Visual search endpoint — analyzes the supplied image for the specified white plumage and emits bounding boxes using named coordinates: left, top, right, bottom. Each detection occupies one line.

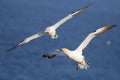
left=43, top=24, right=116, bottom=70
left=7, top=5, right=89, bottom=51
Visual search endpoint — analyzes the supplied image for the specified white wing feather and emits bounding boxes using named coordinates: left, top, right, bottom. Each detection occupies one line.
left=52, top=4, right=90, bottom=30
left=7, top=32, right=46, bottom=51
left=75, top=24, right=116, bottom=53
left=25, top=32, right=46, bottom=42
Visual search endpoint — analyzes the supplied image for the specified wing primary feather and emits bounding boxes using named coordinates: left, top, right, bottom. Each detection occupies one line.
left=76, top=24, right=116, bottom=52
left=71, top=4, right=91, bottom=16
left=93, top=24, right=116, bottom=35
left=52, top=4, right=90, bottom=30
left=7, top=31, right=46, bottom=52
left=7, top=40, right=27, bottom=52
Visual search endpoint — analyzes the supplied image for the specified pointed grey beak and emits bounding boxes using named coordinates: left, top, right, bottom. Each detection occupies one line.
left=54, top=49, right=61, bottom=52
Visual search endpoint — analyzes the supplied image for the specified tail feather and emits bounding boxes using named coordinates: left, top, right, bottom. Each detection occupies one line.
left=76, top=58, right=89, bottom=70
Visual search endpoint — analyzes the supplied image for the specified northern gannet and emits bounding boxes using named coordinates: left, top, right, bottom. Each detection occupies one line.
left=7, top=5, right=90, bottom=51
left=43, top=24, right=116, bottom=70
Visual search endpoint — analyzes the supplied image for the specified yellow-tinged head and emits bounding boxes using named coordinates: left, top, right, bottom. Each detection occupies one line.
left=60, top=48, right=71, bottom=55
left=54, top=48, right=71, bottom=55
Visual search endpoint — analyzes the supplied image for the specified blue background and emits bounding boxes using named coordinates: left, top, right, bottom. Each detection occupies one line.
left=0, top=0, right=120, bottom=80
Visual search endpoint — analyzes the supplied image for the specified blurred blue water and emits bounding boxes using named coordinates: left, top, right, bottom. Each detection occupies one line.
left=0, top=0, right=120, bottom=80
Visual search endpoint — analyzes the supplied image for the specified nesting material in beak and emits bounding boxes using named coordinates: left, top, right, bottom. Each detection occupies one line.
left=42, top=54, right=57, bottom=59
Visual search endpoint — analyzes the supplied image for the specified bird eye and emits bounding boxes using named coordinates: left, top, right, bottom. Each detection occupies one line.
left=60, top=49, right=62, bottom=51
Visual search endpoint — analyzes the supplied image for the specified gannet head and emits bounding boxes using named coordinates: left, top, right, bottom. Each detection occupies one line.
left=55, top=48, right=70, bottom=55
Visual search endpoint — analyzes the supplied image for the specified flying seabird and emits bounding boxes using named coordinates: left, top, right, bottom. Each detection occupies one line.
left=43, top=24, right=116, bottom=70
left=7, top=4, right=90, bottom=51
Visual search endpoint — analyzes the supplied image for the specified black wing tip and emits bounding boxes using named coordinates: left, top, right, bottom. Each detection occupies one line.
left=7, top=48, right=15, bottom=52
left=84, top=3, right=92, bottom=8
left=92, top=24, right=116, bottom=33
left=71, top=3, right=91, bottom=15
left=6, top=41, right=25, bottom=52
left=6, top=48, right=13, bottom=52
left=6, top=45, right=19, bottom=52
left=105, top=24, right=116, bottom=30
left=109, top=24, right=116, bottom=28
left=80, top=3, right=92, bottom=11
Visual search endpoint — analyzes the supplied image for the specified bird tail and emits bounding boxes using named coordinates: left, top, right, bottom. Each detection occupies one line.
left=76, top=58, right=89, bottom=70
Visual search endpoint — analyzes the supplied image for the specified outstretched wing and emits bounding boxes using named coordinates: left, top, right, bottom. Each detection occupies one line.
left=75, top=24, right=116, bottom=53
left=7, top=31, right=46, bottom=51
left=52, top=4, right=90, bottom=30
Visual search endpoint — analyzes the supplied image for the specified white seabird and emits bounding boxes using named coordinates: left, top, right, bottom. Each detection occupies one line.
left=43, top=24, right=116, bottom=70
left=7, top=5, right=90, bottom=51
